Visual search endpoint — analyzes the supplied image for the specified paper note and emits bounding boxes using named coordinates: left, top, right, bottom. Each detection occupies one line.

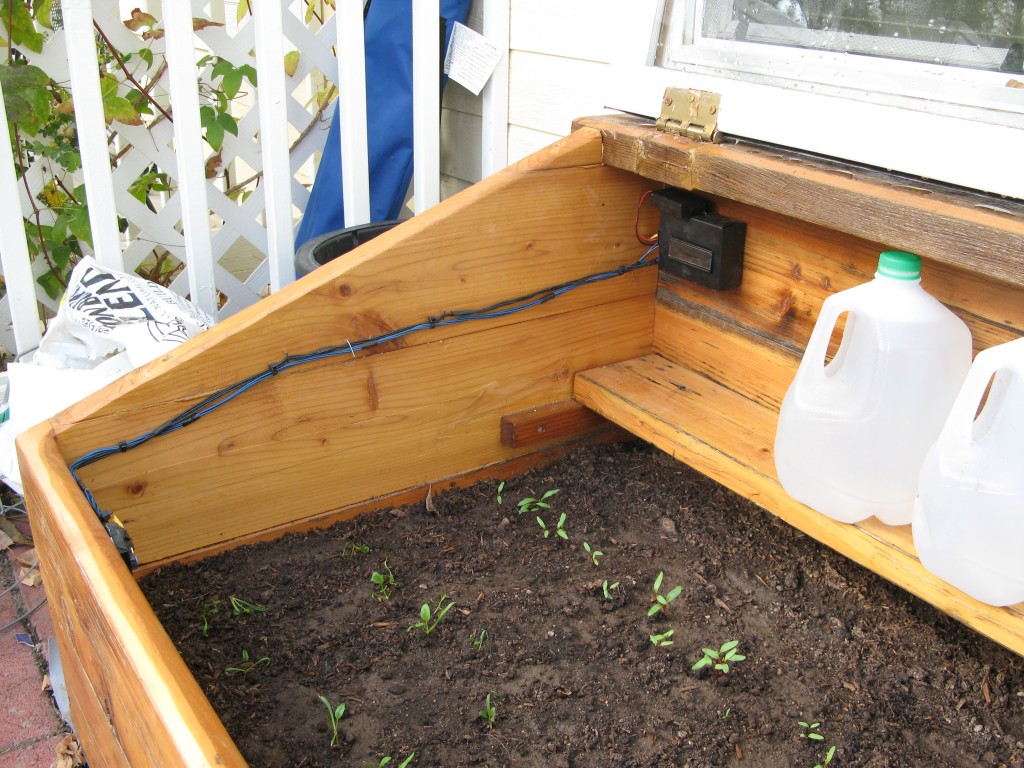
left=444, top=22, right=502, bottom=96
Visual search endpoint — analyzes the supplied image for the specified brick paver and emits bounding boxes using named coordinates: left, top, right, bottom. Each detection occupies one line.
left=1, top=542, right=62, bottom=768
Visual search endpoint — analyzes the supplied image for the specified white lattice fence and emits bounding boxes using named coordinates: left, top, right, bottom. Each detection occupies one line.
left=0, top=0, right=511, bottom=356
left=0, top=0, right=346, bottom=349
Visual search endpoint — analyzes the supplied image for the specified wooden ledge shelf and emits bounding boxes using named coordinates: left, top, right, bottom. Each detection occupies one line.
left=574, top=115, right=1024, bottom=290
left=574, top=353, right=1024, bottom=654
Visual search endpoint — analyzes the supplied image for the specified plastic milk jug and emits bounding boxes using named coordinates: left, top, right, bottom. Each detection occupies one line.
left=774, top=251, right=972, bottom=525
left=913, top=337, right=1024, bottom=606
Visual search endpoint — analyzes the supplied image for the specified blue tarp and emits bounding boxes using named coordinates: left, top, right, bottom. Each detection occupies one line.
left=295, top=1, right=472, bottom=251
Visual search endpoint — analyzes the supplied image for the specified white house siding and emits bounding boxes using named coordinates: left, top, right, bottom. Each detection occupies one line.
left=440, top=0, right=612, bottom=195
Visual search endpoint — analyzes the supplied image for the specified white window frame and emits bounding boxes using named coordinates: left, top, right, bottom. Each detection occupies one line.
left=606, top=0, right=1024, bottom=199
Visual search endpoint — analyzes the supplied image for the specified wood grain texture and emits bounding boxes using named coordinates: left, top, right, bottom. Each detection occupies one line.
left=132, top=432, right=633, bottom=578
left=654, top=195, right=1024, bottom=360
left=573, top=114, right=1024, bottom=288
left=18, top=424, right=246, bottom=767
left=53, top=128, right=620, bottom=457
left=574, top=354, right=1024, bottom=655
left=74, top=298, right=653, bottom=563
left=42, top=127, right=658, bottom=565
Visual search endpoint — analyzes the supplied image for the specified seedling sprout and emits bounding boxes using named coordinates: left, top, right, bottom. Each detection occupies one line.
left=224, top=649, right=270, bottom=677
left=408, top=594, right=456, bottom=635
left=537, top=511, right=569, bottom=540
left=371, top=561, right=400, bottom=601
left=649, top=629, right=675, bottom=647
left=517, top=488, right=559, bottom=516
left=692, top=639, right=747, bottom=674
left=583, top=541, right=604, bottom=565
left=479, top=692, right=498, bottom=729
left=648, top=571, right=683, bottom=616
left=318, top=694, right=347, bottom=747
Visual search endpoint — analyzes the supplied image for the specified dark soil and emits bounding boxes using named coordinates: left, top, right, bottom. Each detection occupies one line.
left=141, top=442, right=1024, bottom=768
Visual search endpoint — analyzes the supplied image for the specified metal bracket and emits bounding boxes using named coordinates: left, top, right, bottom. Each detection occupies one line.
left=656, top=88, right=721, bottom=143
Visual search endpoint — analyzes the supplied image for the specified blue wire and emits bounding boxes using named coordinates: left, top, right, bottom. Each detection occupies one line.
left=70, top=244, right=660, bottom=521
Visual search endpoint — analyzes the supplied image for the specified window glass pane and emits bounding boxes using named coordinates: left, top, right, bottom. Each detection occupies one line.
left=700, top=0, right=1024, bottom=71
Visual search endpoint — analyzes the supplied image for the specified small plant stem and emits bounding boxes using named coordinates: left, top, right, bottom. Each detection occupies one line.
left=12, top=126, right=63, bottom=284
left=93, top=21, right=173, bottom=122
left=6, top=3, right=13, bottom=60
left=53, top=176, right=79, bottom=204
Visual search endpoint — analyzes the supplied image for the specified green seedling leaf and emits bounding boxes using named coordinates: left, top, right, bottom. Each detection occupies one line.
left=228, top=596, right=267, bottom=615
left=602, top=580, right=620, bottom=600
left=318, top=695, right=346, bottom=747
left=649, top=629, right=674, bottom=647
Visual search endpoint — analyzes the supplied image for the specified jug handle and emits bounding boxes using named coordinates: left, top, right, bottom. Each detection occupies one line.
left=798, top=293, right=856, bottom=384
left=944, top=344, right=1024, bottom=447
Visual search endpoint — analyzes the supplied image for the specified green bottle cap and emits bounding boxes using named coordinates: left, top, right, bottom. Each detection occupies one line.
left=876, top=250, right=922, bottom=280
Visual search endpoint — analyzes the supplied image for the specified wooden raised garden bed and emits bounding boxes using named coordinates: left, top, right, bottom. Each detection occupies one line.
left=19, top=116, right=1024, bottom=766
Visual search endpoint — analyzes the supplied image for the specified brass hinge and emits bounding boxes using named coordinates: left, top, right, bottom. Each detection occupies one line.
left=656, top=88, right=721, bottom=143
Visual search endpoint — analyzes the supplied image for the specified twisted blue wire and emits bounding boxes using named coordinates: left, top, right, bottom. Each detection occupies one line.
left=70, top=245, right=659, bottom=521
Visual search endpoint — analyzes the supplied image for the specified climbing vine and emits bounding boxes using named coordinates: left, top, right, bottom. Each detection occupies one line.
left=1, top=0, right=332, bottom=303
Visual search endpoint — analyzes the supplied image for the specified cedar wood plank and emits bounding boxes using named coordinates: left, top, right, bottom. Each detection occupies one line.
left=574, top=115, right=1024, bottom=289
left=20, top=423, right=246, bottom=767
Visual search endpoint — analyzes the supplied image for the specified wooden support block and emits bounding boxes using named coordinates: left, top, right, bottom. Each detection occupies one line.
left=500, top=399, right=612, bottom=449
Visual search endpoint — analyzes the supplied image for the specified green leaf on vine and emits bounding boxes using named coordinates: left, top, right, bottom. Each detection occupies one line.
left=103, top=95, right=143, bottom=126
left=238, top=64, right=257, bottom=87
left=68, top=205, right=92, bottom=246
left=33, top=0, right=55, bottom=30
left=2, top=1, right=45, bottom=52
left=221, top=68, right=243, bottom=99
left=205, top=120, right=225, bottom=152
left=99, top=74, right=119, bottom=101
left=51, top=212, right=69, bottom=243
left=199, top=104, right=216, bottom=129
left=0, top=62, right=48, bottom=90
left=37, top=270, right=63, bottom=300
left=284, top=50, right=299, bottom=78
left=0, top=64, right=51, bottom=133
left=217, top=111, right=238, bottom=137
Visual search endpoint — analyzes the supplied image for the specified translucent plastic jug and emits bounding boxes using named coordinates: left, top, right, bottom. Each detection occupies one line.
left=913, top=337, right=1024, bottom=606
left=774, top=251, right=972, bottom=525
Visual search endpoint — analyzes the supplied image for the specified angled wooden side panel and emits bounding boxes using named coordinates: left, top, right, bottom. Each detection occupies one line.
left=19, top=424, right=246, bottom=768
left=46, top=127, right=659, bottom=564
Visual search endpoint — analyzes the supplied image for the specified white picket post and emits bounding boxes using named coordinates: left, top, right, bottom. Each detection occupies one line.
left=481, top=0, right=510, bottom=177
left=0, top=79, right=43, bottom=354
left=253, top=0, right=296, bottom=290
left=412, top=0, right=440, bottom=213
left=162, top=1, right=219, bottom=316
left=337, top=0, right=371, bottom=227
left=61, top=0, right=124, bottom=271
